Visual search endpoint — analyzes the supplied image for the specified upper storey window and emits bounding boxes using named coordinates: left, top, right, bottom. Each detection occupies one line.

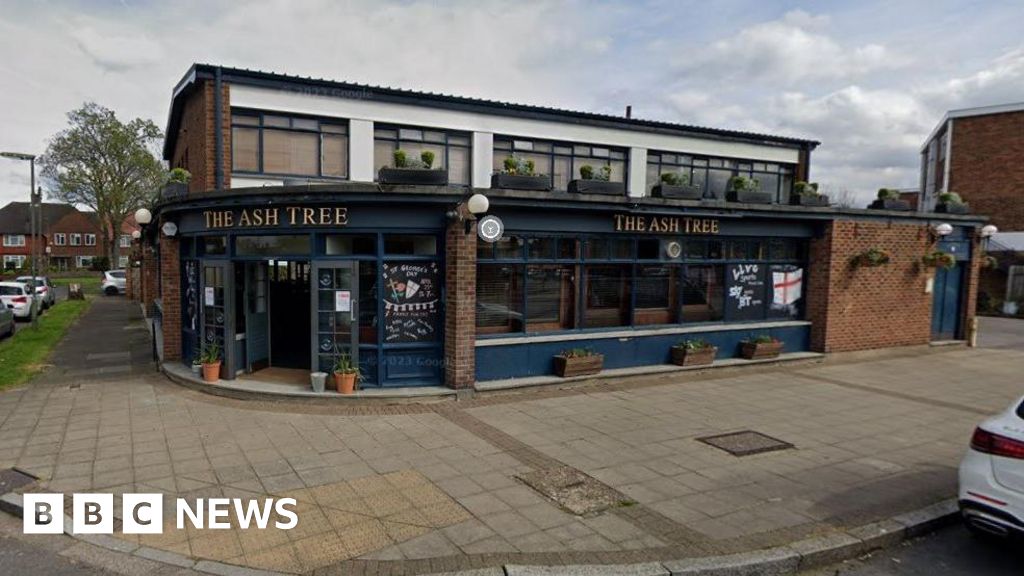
left=493, top=137, right=627, bottom=191
left=373, top=125, right=472, bottom=186
left=646, top=152, right=795, bottom=202
left=231, top=111, right=349, bottom=179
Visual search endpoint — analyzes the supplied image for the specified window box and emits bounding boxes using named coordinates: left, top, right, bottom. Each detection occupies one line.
left=739, top=340, right=783, bottom=360
left=670, top=345, right=717, bottom=366
left=491, top=173, right=552, bottom=191
left=726, top=190, right=773, bottom=204
left=789, top=194, right=830, bottom=207
left=935, top=202, right=969, bottom=214
left=568, top=179, right=625, bottom=196
left=553, top=353, right=603, bottom=377
left=378, top=167, right=448, bottom=186
left=868, top=198, right=911, bottom=211
left=651, top=184, right=703, bottom=200
left=161, top=182, right=188, bottom=201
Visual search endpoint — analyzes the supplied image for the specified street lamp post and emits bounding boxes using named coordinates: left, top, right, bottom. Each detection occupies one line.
left=1, top=151, right=38, bottom=328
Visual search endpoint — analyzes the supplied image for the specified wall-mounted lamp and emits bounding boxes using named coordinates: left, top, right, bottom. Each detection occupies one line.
left=134, top=208, right=152, bottom=226
left=980, top=224, right=998, bottom=238
left=446, top=193, right=491, bottom=234
left=931, top=222, right=954, bottom=238
left=131, top=230, right=141, bottom=240
left=161, top=221, right=178, bottom=237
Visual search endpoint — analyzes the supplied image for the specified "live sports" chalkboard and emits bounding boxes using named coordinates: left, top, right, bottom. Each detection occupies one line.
left=725, top=263, right=766, bottom=321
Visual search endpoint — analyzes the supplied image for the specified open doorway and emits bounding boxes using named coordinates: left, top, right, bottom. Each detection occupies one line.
left=268, top=260, right=311, bottom=370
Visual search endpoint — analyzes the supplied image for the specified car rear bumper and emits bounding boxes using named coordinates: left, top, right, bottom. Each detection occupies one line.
left=959, top=448, right=1024, bottom=538
left=9, top=305, right=32, bottom=318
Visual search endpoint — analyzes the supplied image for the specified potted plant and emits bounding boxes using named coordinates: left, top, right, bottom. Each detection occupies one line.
left=670, top=339, right=717, bottom=366
left=739, top=335, right=783, bottom=360
left=726, top=175, right=772, bottom=204
left=378, top=150, right=448, bottom=185
left=190, top=358, right=202, bottom=376
left=553, top=348, right=603, bottom=377
left=921, top=250, right=957, bottom=269
left=935, top=192, right=970, bottom=214
left=651, top=172, right=703, bottom=200
left=161, top=168, right=191, bottom=201
left=199, top=343, right=222, bottom=383
left=332, top=353, right=360, bottom=394
left=869, top=188, right=910, bottom=211
left=790, top=181, right=830, bottom=207
left=568, top=165, right=625, bottom=196
left=855, top=247, right=892, bottom=267
left=492, top=156, right=552, bottom=191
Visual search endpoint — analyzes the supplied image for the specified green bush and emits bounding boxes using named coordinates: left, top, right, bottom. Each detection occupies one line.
left=579, top=165, right=594, bottom=180
left=728, top=175, right=760, bottom=192
left=793, top=181, right=820, bottom=196
left=393, top=149, right=408, bottom=168
left=660, top=172, right=689, bottom=186
left=89, top=256, right=110, bottom=272
left=938, top=191, right=963, bottom=205
left=420, top=150, right=435, bottom=169
left=167, top=167, right=191, bottom=184
left=877, top=188, right=900, bottom=200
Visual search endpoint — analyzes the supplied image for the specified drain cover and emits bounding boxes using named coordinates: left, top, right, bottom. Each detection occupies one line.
left=698, top=430, right=793, bottom=456
left=0, top=468, right=37, bottom=495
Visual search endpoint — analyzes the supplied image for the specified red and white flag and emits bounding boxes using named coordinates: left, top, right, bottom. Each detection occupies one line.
left=772, top=268, right=803, bottom=305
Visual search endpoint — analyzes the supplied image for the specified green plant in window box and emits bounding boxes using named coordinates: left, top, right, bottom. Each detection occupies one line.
left=652, top=172, right=703, bottom=200
left=420, top=150, right=435, bottom=169
left=671, top=339, right=717, bottom=367
left=921, top=250, right=957, bottom=270
left=553, top=347, right=603, bottom=378
left=739, top=335, right=782, bottom=360
left=380, top=149, right=448, bottom=185
left=936, top=191, right=970, bottom=214
left=855, top=247, right=892, bottom=268
left=569, top=164, right=622, bottom=196
left=791, top=181, right=829, bottom=207
left=726, top=175, right=772, bottom=204
left=502, top=156, right=537, bottom=176
left=332, top=353, right=361, bottom=394
left=162, top=167, right=192, bottom=200
left=492, top=156, right=552, bottom=191
left=870, top=188, right=910, bottom=211
left=168, top=168, right=191, bottom=184
left=660, top=172, right=689, bottom=186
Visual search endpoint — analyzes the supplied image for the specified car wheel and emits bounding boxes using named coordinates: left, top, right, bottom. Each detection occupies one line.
left=104, top=286, right=118, bottom=296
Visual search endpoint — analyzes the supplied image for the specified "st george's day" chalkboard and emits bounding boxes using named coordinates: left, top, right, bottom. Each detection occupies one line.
left=382, top=262, right=440, bottom=343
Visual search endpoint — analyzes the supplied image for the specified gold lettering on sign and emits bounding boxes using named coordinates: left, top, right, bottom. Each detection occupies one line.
left=613, top=214, right=719, bottom=235
left=203, top=206, right=347, bottom=230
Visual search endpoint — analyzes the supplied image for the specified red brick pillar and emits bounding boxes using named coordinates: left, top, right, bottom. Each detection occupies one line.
left=963, top=232, right=982, bottom=344
left=805, top=221, right=835, bottom=353
left=160, top=233, right=181, bottom=361
left=140, top=243, right=158, bottom=317
left=444, top=210, right=477, bottom=389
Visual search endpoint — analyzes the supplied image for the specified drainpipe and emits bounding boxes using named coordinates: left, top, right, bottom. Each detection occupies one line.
left=214, top=66, right=224, bottom=190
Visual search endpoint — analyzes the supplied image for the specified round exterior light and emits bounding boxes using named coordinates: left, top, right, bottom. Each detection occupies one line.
left=466, top=193, right=489, bottom=215
left=981, top=224, right=998, bottom=238
left=161, top=221, right=178, bottom=237
left=131, top=230, right=141, bottom=240
left=932, top=223, right=954, bottom=237
left=134, top=207, right=152, bottom=226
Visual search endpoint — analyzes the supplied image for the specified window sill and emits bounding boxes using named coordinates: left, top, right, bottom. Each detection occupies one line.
left=475, top=319, right=810, bottom=347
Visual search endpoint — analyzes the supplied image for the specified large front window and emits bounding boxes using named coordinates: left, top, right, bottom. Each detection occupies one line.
left=231, top=111, right=349, bottom=179
left=493, top=137, right=627, bottom=191
left=646, top=152, right=795, bottom=202
left=3, top=234, right=25, bottom=247
left=373, top=125, right=471, bottom=185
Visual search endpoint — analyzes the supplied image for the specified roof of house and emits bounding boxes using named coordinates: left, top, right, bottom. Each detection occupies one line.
left=0, top=202, right=79, bottom=235
left=921, top=101, right=1024, bottom=151
left=164, top=63, right=820, bottom=160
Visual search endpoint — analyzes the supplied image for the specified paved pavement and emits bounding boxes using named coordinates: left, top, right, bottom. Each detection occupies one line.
left=800, top=524, right=1023, bottom=575
left=976, top=315, right=1024, bottom=349
left=0, top=298, right=1022, bottom=575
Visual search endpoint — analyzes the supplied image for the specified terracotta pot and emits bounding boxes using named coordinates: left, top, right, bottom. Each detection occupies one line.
left=553, top=354, right=603, bottom=378
left=201, top=361, right=221, bottom=383
left=334, top=372, right=357, bottom=394
left=670, top=346, right=717, bottom=366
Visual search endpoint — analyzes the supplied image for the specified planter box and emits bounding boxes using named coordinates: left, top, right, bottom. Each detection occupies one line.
left=553, top=354, right=604, bottom=378
left=935, top=202, right=969, bottom=214
left=378, top=167, right=448, bottom=186
left=670, top=346, right=717, bottom=367
left=652, top=184, right=703, bottom=200
left=869, top=198, right=911, bottom=211
left=739, top=341, right=783, bottom=360
left=726, top=190, right=774, bottom=204
left=790, top=194, right=830, bottom=207
left=568, top=180, right=625, bottom=196
left=491, top=173, right=552, bottom=191
left=161, top=182, right=188, bottom=201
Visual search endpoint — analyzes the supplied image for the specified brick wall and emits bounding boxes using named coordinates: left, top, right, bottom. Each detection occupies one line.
left=160, top=233, right=181, bottom=361
left=444, top=211, right=476, bottom=389
left=170, top=80, right=231, bottom=193
left=807, top=219, right=936, bottom=352
left=140, top=246, right=158, bottom=317
left=949, top=111, right=1024, bottom=231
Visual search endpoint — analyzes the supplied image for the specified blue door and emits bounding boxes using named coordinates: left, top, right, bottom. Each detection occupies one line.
left=931, top=265, right=963, bottom=340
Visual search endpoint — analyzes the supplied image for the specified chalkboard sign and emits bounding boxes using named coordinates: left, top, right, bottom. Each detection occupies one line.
left=726, top=263, right=766, bottom=321
left=383, top=262, right=440, bottom=343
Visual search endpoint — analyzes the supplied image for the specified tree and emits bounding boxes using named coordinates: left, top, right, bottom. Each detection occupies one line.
left=40, top=102, right=164, bottom=264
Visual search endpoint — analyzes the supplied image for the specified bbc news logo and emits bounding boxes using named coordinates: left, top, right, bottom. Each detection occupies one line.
left=23, top=494, right=298, bottom=534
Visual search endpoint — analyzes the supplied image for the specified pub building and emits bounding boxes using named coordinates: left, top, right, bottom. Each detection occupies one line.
left=135, top=64, right=987, bottom=393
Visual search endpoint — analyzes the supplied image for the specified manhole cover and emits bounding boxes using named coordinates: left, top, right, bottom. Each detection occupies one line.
left=697, top=430, right=793, bottom=456
left=517, top=466, right=627, bottom=516
left=0, top=468, right=37, bottom=495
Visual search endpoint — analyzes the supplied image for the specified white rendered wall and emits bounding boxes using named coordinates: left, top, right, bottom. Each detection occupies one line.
left=472, top=132, right=494, bottom=188
left=628, top=147, right=647, bottom=197
left=349, top=119, right=375, bottom=183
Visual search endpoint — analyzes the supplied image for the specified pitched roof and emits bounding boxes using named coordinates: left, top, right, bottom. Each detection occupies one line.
left=0, top=202, right=79, bottom=235
left=164, top=63, right=820, bottom=160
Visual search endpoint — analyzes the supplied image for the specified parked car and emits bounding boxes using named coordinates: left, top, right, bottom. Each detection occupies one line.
left=0, top=282, right=39, bottom=320
left=958, top=394, right=1024, bottom=540
left=0, top=304, right=14, bottom=338
left=101, top=269, right=127, bottom=295
left=16, top=275, right=55, bottom=309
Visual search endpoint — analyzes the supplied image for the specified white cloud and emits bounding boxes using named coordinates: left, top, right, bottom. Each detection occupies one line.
left=69, top=22, right=165, bottom=72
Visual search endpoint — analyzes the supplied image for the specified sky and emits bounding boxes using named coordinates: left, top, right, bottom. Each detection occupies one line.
left=1, top=0, right=1023, bottom=206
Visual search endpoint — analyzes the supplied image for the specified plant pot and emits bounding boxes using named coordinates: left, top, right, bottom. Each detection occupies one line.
left=191, top=363, right=202, bottom=376
left=310, top=371, right=327, bottom=393
left=378, top=167, right=448, bottom=186
left=652, top=184, right=703, bottom=200
left=726, top=190, right=774, bottom=204
left=790, top=194, right=830, bottom=207
left=553, top=354, right=603, bottom=378
left=869, top=199, right=910, bottom=211
left=670, top=346, right=717, bottom=366
left=334, top=372, right=357, bottom=394
left=161, top=182, right=188, bottom=201
left=568, top=180, right=625, bottom=196
left=739, top=341, right=783, bottom=360
left=491, top=173, right=552, bottom=191
left=935, top=202, right=969, bottom=214
left=201, top=361, right=221, bottom=383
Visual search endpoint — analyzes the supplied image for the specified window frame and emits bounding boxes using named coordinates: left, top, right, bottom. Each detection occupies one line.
left=493, top=136, right=629, bottom=191
left=373, top=123, right=473, bottom=186
left=85, top=233, right=96, bottom=246
left=3, top=234, right=25, bottom=247
left=230, top=109, right=350, bottom=180
left=54, top=233, right=66, bottom=246
left=646, top=151, right=796, bottom=203
left=70, top=233, right=82, bottom=246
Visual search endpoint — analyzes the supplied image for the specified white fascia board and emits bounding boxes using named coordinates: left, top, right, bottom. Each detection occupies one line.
left=230, top=85, right=800, bottom=165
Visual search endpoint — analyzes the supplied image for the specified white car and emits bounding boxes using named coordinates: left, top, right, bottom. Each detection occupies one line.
left=101, top=269, right=127, bottom=295
left=958, top=394, right=1024, bottom=539
left=16, top=275, right=54, bottom=309
left=0, top=281, right=39, bottom=320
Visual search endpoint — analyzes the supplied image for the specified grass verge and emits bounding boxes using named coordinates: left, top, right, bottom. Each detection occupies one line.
left=53, top=275, right=103, bottom=294
left=0, top=298, right=91, bottom=390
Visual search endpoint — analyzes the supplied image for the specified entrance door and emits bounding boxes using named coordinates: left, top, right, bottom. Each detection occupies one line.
left=245, top=262, right=270, bottom=371
left=200, top=260, right=234, bottom=378
left=268, top=260, right=310, bottom=369
left=931, top=265, right=963, bottom=340
left=312, top=262, right=359, bottom=374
